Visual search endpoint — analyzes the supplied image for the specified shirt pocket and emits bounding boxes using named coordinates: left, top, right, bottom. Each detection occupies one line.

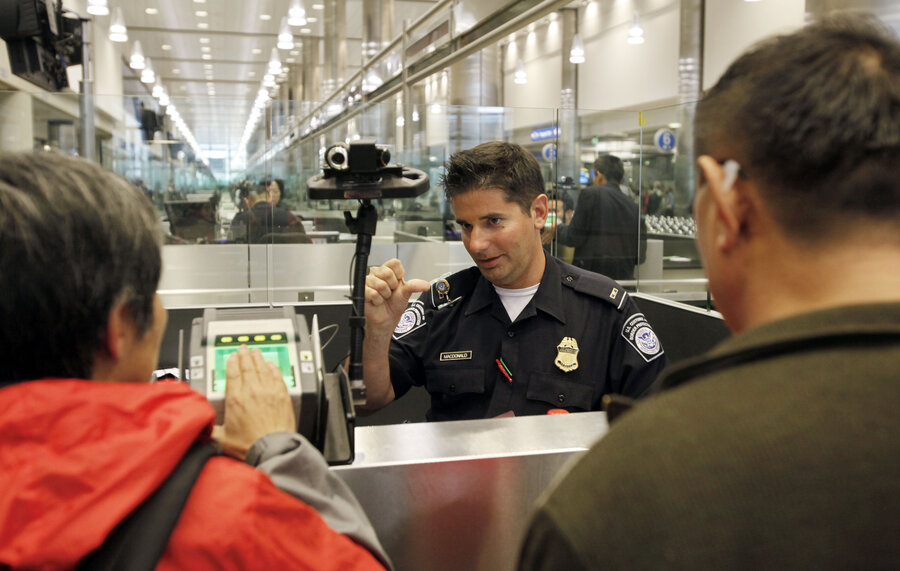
left=526, top=373, right=595, bottom=411
left=424, top=367, right=486, bottom=397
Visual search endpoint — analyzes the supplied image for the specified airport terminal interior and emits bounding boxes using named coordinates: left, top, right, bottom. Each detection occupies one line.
left=1, top=0, right=897, bottom=568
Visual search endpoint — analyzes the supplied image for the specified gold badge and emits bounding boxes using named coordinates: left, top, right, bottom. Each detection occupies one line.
left=555, top=336, right=579, bottom=372
left=610, top=288, right=619, bottom=300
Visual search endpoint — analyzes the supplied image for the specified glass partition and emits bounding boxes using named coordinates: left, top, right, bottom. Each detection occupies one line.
left=0, top=89, right=709, bottom=309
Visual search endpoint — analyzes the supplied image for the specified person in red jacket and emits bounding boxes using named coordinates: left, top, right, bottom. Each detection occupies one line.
left=0, top=152, right=390, bottom=569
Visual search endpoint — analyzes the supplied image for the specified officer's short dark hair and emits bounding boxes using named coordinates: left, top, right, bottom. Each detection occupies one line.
left=593, top=155, right=624, bottom=184
left=0, top=152, right=162, bottom=383
left=441, top=141, right=545, bottom=214
left=695, top=11, right=900, bottom=244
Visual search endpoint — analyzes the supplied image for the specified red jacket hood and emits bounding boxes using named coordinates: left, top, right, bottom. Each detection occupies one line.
left=0, top=379, right=215, bottom=568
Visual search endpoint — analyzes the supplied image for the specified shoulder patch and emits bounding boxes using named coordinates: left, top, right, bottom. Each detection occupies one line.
left=561, top=268, right=629, bottom=310
left=621, top=313, right=664, bottom=362
left=393, top=300, right=427, bottom=339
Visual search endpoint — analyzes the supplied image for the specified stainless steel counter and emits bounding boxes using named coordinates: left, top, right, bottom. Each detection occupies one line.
left=334, top=412, right=609, bottom=571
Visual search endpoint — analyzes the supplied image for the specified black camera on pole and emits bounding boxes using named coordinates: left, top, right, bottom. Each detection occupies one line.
left=307, top=140, right=429, bottom=414
left=308, top=140, right=429, bottom=200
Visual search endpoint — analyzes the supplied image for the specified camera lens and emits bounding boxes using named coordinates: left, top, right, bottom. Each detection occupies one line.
left=375, top=146, right=391, bottom=167
left=326, top=145, right=349, bottom=170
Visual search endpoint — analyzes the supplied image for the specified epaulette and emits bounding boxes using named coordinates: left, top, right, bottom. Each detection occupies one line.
left=560, top=265, right=629, bottom=311
left=427, top=266, right=480, bottom=310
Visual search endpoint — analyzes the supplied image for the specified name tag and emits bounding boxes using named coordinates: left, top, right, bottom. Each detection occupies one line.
left=440, top=351, right=473, bottom=361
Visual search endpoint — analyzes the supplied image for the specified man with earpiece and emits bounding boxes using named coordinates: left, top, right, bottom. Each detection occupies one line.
left=519, top=12, right=900, bottom=570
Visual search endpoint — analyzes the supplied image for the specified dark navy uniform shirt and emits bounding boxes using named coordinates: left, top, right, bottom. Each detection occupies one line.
left=388, top=254, right=667, bottom=421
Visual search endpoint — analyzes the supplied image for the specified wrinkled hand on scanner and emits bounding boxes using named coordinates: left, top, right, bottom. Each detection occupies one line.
left=212, top=345, right=296, bottom=460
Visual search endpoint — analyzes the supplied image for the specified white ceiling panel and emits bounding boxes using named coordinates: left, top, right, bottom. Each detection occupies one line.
left=103, top=0, right=439, bottom=152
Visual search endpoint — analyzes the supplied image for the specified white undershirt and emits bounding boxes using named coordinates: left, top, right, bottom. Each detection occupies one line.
left=493, top=283, right=540, bottom=322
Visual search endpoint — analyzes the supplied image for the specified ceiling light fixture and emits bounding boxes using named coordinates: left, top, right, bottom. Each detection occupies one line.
left=161, top=44, right=172, bottom=51
left=312, top=3, right=324, bottom=9
left=268, top=47, right=282, bottom=74
left=129, top=40, right=145, bottom=70
left=199, top=37, right=210, bottom=44
left=86, top=0, right=109, bottom=16
left=140, top=58, right=155, bottom=83
left=195, top=10, right=208, bottom=17
left=260, top=14, right=272, bottom=21
left=197, top=22, right=209, bottom=29
left=288, top=0, right=307, bottom=26
left=514, top=58, right=527, bottom=84
left=627, top=12, right=645, bottom=44
left=108, top=7, right=128, bottom=42
left=145, top=7, right=158, bottom=15
left=569, top=33, right=585, bottom=64
left=277, top=17, right=294, bottom=50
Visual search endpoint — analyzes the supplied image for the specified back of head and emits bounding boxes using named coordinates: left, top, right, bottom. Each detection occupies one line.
left=254, top=182, right=269, bottom=204
left=0, top=153, right=162, bottom=383
left=593, top=155, right=625, bottom=184
left=441, top=141, right=545, bottom=214
left=695, top=12, right=900, bottom=245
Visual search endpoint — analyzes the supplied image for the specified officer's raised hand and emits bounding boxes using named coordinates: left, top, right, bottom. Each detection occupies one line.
left=364, top=259, right=430, bottom=334
left=360, top=259, right=429, bottom=410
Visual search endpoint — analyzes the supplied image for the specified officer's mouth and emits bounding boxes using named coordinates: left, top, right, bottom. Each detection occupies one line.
left=475, top=255, right=503, bottom=270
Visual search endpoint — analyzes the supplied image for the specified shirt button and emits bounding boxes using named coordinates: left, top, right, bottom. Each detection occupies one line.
left=507, top=330, right=515, bottom=338
left=449, top=384, right=456, bottom=393
left=557, top=393, right=566, bottom=403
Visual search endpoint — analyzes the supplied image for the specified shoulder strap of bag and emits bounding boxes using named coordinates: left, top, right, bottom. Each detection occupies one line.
left=78, top=441, right=217, bottom=571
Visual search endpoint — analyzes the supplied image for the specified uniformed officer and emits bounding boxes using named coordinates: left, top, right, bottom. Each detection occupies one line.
left=362, top=141, right=666, bottom=421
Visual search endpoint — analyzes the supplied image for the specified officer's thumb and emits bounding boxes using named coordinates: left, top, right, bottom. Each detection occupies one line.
left=402, top=278, right=431, bottom=299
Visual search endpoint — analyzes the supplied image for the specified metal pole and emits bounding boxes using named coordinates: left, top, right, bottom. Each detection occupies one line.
left=674, top=0, right=704, bottom=215
left=79, top=17, right=96, bottom=161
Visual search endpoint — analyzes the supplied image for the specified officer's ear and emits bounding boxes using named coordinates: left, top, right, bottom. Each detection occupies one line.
left=531, top=194, right=549, bottom=229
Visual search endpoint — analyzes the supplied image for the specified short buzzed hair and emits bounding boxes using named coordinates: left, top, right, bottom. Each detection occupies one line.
left=441, top=142, right=546, bottom=214
left=0, top=153, right=162, bottom=383
left=593, top=155, right=624, bottom=184
left=695, top=12, right=900, bottom=243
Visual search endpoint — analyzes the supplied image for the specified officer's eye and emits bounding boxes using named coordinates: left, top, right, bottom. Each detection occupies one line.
left=459, top=222, right=472, bottom=230
left=488, top=217, right=503, bottom=226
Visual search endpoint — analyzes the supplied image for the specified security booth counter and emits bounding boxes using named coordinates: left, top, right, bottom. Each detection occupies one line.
left=333, top=411, right=609, bottom=571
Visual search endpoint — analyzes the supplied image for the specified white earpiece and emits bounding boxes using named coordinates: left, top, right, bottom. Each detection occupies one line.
left=722, top=160, right=741, bottom=192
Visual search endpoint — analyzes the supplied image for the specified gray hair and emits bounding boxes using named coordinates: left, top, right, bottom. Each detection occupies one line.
left=0, top=152, right=163, bottom=382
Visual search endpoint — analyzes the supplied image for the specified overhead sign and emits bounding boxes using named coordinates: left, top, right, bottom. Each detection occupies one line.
left=541, top=143, right=557, bottom=162
left=531, top=126, right=560, bottom=141
left=654, top=128, right=676, bottom=152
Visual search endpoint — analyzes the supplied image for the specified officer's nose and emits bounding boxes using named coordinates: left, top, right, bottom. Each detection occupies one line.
left=467, top=226, right=490, bottom=253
